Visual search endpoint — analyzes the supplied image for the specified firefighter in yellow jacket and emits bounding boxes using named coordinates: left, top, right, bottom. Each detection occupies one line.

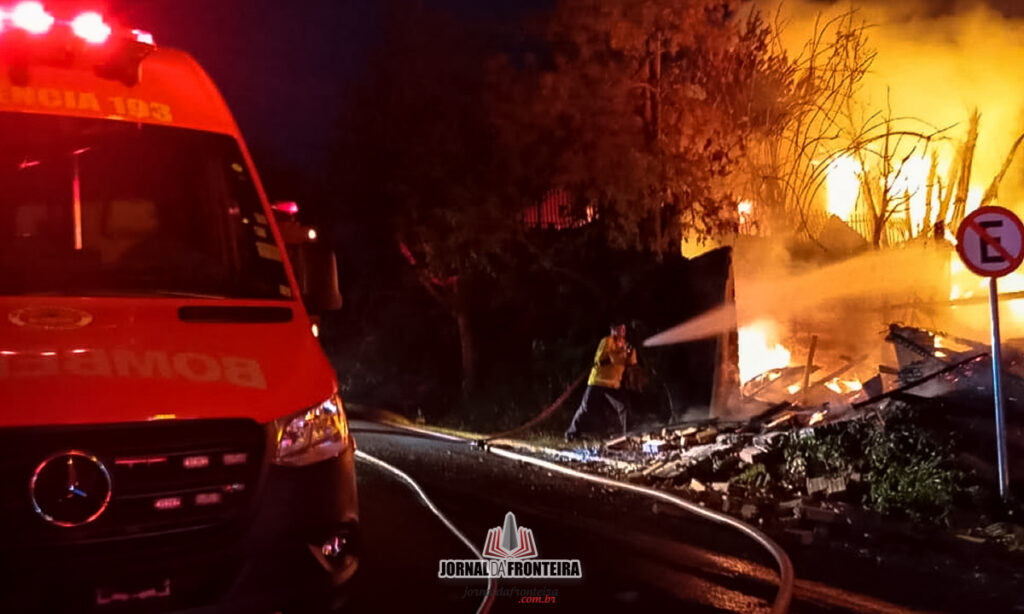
left=565, top=323, right=638, bottom=441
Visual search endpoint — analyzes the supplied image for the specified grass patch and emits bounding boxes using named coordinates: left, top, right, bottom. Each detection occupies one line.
left=778, top=407, right=963, bottom=523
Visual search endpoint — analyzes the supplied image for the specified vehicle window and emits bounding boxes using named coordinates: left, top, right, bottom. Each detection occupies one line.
left=0, top=112, right=291, bottom=299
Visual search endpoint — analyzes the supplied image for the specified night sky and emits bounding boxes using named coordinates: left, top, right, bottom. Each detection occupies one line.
left=113, top=0, right=1023, bottom=175
left=115, top=0, right=382, bottom=169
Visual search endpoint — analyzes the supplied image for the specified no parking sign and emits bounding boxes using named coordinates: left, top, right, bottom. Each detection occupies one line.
left=956, top=206, right=1024, bottom=278
left=956, top=206, right=1024, bottom=500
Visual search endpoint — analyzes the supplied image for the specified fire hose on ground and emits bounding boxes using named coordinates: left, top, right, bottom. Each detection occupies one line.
left=354, top=449, right=497, bottom=614
left=349, top=341, right=1007, bottom=612
left=353, top=421, right=795, bottom=614
left=475, top=373, right=587, bottom=443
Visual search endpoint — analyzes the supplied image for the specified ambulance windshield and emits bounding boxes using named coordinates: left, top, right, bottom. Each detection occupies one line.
left=0, top=112, right=291, bottom=299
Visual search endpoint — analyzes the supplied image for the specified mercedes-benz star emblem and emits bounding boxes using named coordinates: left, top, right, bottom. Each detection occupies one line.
left=30, top=450, right=112, bottom=527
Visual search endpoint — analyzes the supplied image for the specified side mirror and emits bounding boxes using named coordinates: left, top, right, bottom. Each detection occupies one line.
left=290, top=242, right=343, bottom=313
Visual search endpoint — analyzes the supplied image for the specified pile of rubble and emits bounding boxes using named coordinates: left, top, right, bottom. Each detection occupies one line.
left=735, top=323, right=1011, bottom=426
left=593, top=421, right=860, bottom=545
left=557, top=323, right=1024, bottom=547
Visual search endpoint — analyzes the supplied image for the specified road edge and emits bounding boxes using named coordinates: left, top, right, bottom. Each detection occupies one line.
left=363, top=418, right=795, bottom=614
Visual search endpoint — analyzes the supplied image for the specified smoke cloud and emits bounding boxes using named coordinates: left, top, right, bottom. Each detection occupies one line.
left=645, top=240, right=950, bottom=346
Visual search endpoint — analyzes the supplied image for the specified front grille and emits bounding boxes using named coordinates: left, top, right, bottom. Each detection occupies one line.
left=0, top=419, right=266, bottom=548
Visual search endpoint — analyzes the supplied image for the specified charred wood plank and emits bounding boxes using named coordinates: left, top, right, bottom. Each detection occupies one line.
left=801, top=335, right=819, bottom=403
left=802, top=355, right=869, bottom=397
left=852, top=353, right=988, bottom=409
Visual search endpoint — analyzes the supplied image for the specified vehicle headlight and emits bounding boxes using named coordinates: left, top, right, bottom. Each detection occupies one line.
left=273, top=392, right=349, bottom=467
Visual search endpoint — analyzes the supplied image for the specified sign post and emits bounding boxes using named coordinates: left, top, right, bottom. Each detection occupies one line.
left=986, top=273, right=1010, bottom=500
left=956, top=206, right=1024, bottom=500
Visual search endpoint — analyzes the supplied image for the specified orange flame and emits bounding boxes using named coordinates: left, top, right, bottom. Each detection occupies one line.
left=823, top=378, right=863, bottom=395
left=738, top=322, right=791, bottom=384
left=826, top=155, right=861, bottom=220
left=825, top=152, right=986, bottom=240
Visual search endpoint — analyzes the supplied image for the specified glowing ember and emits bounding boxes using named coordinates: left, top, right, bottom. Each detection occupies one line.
left=767, top=412, right=795, bottom=428
left=738, top=322, right=791, bottom=384
left=808, top=410, right=827, bottom=426
left=824, top=378, right=862, bottom=395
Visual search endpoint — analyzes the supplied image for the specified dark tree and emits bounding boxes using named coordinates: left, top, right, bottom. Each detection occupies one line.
left=337, top=2, right=527, bottom=399
left=490, top=0, right=783, bottom=257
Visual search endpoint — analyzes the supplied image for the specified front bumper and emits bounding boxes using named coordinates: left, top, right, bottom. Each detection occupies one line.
left=0, top=431, right=359, bottom=614
left=209, top=439, right=361, bottom=613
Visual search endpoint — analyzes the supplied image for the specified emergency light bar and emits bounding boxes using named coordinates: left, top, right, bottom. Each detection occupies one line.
left=0, top=2, right=150, bottom=45
left=9, top=2, right=55, bottom=35
left=70, top=12, right=111, bottom=44
left=0, top=2, right=156, bottom=85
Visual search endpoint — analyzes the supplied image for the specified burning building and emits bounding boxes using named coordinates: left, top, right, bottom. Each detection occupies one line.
left=652, top=0, right=1024, bottom=421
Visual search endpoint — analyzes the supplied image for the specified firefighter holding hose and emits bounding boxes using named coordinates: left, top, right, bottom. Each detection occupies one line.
left=565, top=322, right=638, bottom=442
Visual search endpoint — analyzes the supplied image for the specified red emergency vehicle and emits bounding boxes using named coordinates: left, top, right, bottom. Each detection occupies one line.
left=0, top=4, right=357, bottom=612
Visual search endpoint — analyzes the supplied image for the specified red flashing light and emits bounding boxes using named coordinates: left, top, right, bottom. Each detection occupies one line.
left=11, top=2, right=54, bottom=34
left=0, top=5, right=156, bottom=48
left=71, top=12, right=110, bottom=44
left=132, top=28, right=154, bottom=46
left=272, top=201, right=300, bottom=216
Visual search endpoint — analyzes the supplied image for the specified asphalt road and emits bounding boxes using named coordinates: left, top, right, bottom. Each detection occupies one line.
left=341, top=421, right=936, bottom=613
